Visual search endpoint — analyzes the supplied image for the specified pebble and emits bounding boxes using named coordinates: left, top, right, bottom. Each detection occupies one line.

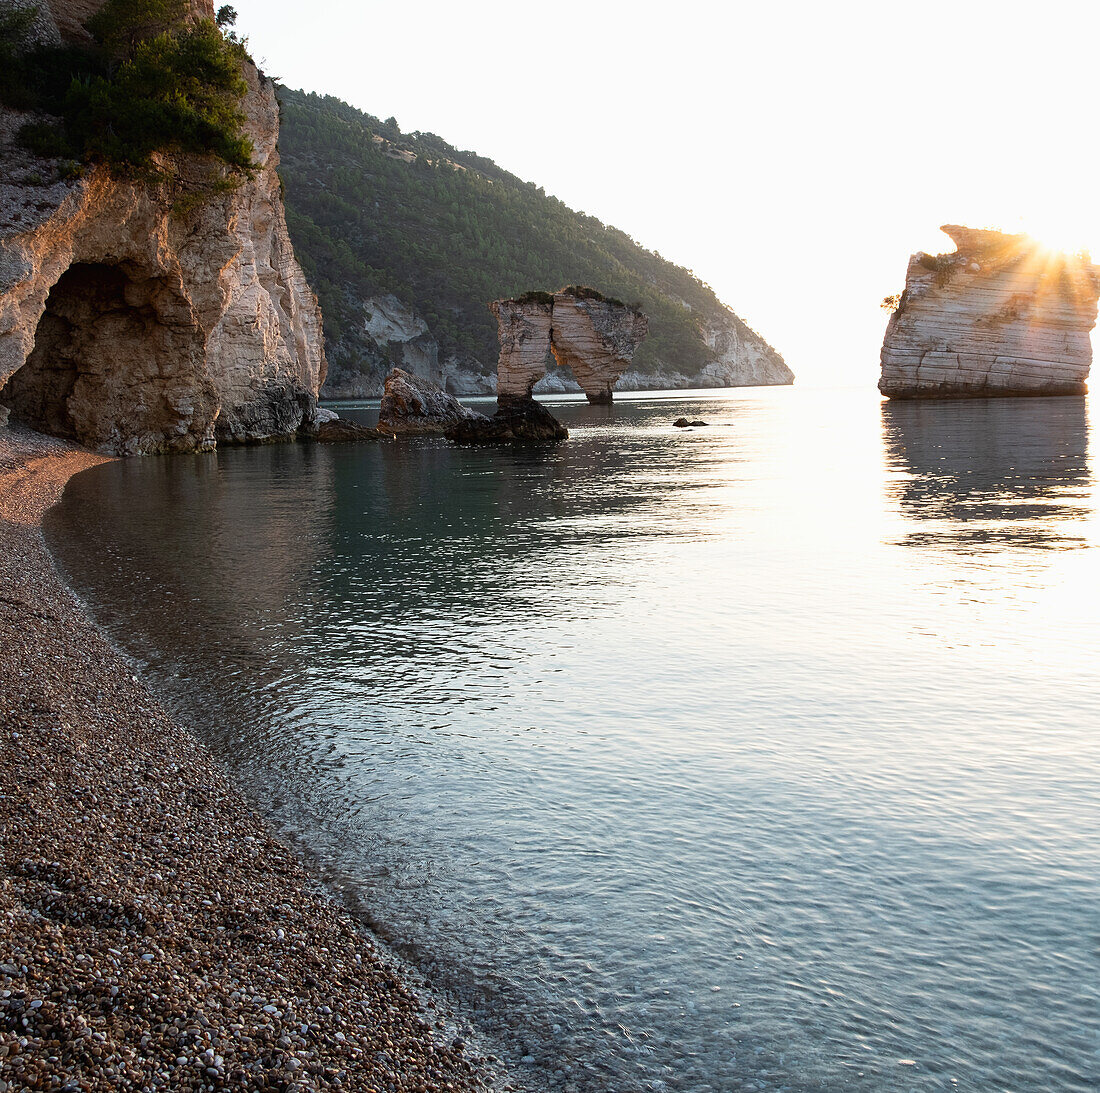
left=0, top=428, right=508, bottom=1092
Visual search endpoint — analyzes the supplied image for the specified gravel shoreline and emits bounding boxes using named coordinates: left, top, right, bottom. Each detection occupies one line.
left=0, top=425, right=510, bottom=1092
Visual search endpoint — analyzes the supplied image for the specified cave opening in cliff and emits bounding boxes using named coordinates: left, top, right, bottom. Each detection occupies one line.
left=2, top=264, right=134, bottom=441
left=1, top=262, right=203, bottom=451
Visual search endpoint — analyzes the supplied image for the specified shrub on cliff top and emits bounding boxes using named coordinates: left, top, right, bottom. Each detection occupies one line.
left=3, top=0, right=253, bottom=185
left=512, top=290, right=554, bottom=306
left=69, top=15, right=253, bottom=177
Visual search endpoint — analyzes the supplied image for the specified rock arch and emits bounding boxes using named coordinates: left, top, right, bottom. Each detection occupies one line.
left=490, top=290, right=648, bottom=405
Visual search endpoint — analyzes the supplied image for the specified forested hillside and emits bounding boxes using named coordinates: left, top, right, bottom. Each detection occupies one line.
left=276, top=87, right=790, bottom=394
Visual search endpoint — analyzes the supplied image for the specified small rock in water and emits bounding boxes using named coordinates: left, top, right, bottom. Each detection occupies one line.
left=673, top=417, right=709, bottom=428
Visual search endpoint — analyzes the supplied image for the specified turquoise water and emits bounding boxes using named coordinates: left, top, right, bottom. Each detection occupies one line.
left=48, top=388, right=1100, bottom=1092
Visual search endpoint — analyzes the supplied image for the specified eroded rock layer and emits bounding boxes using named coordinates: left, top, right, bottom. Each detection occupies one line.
left=879, top=225, right=1100, bottom=399
left=0, top=27, right=325, bottom=454
left=549, top=293, right=649, bottom=405
left=492, top=291, right=648, bottom=404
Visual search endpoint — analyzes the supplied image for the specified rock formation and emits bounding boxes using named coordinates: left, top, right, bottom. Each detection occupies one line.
left=446, top=397, right=568, bottom=444
left=377, top=367, right=485, bottom=435
left=0, top=1, right=327, bottom=455
left=879, top=225, right=1100, bottom=399
left=490, top=296, right=555, bottom=400
left=492, top=289, right=648, bottom=405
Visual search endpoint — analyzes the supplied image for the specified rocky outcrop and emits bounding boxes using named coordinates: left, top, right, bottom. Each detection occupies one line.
left=319, top=294, right=789, bottom=399
left=314, top=417, right=379, bottom=443
left=492, top=290, right=648, bottom=404
left=446, top=395, right=568, bottom=444
left=879, top=225, right=1100, bottom=399
left=548, top=293, right=649, bottom=404
left=377, top=367, right=485, bottom=435
left=0, top=6, right=326, bottom=455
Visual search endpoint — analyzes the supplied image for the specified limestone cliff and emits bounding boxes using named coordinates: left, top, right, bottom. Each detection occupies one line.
left=492, top=290, right=648, bottom=404
left=879, top=225, right=1100, bottom=399
left=0, top=4, right=326, bottom=455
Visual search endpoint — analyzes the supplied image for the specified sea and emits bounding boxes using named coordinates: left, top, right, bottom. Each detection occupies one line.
left=46, top=387, right=1100, bottom=1092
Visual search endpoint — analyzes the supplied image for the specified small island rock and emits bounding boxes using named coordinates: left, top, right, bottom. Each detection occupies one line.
left=446, top=396, right=568, bottom=443
left=377, top=367, right=486, bottom=435
left=879, top=225, right=1100, bottom=399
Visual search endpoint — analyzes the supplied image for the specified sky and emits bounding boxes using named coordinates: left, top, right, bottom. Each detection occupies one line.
left=231, top=0, right=1100, bottom=387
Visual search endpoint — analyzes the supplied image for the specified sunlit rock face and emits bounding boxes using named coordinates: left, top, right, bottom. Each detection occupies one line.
left=491, top=290, right=648, bottom=404
left=0, top=15, right=325, bottom=454
left=879, top=225, right=1100, bottom=399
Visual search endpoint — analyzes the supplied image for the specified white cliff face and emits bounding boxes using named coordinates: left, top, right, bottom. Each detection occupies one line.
left=880, top=225, right=1100, bottom=399
left=362, top=294, right=442, bottom=384
left=700, top=313, right=794, bottom=386
left=0, top=59, right=325, bottom=454
left=320, top=294, right=445, bottom=398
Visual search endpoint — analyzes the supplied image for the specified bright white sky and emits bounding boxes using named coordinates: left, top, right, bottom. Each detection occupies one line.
left=232, top=0, right=1100, bottom=387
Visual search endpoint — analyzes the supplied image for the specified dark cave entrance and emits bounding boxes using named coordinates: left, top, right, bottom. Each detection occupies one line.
left=1, top=262, right=207, bottom=452
left=1, top=263, right=139, bottom=441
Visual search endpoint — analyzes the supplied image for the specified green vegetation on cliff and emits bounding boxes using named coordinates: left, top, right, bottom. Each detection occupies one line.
left=0, top=1, right=252, bottom=181
left=275, top=88, right=785, bottom=382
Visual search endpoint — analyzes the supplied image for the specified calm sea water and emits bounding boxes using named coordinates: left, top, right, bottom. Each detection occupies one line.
left=48, top=388, right=1100, bottom=1092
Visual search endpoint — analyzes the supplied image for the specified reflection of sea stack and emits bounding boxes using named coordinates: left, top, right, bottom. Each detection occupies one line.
left=881, top=397, right=1090, bottom=550
left=879, top=225, right=1100, bottom=399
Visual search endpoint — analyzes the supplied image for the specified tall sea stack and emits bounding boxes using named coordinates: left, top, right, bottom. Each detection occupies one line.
left=879, top=225, right=1100, bottom=399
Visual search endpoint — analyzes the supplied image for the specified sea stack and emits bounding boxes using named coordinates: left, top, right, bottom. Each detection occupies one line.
left=0, top=1, right=326, bottom=454
left=879, top=225, right=1100, bottom=399
left=493, top=288, right=648, bottom=405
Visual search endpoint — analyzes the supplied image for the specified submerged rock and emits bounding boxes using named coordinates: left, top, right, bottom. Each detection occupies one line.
left=446, top=396, right=568, bottom=443
left=0, top=4, right=326, bottom=455
left=377, top=367, right=486, bottom=435
left=491, top=288, right=648, bottom=405
left=673, top=418, right=708, bottom=427
left=313, top=418, right=380, bottom=443
left=879, top=225, right=1100, bottom=399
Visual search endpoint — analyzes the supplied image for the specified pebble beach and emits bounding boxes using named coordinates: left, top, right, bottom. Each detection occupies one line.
left=0, top=425, right=509, bottom=1092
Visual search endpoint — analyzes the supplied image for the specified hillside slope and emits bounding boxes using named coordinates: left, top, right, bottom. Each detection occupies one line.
left=276, top=88, right=793, bottom=397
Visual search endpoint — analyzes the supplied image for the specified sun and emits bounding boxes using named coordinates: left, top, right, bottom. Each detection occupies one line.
left=1015, top=214, right=1099, bottom=261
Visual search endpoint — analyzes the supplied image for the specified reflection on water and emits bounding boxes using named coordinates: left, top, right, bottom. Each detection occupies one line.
left=882, top=397, right=1092, bottom=551
left=48, top=388, right=1100, bottom=1093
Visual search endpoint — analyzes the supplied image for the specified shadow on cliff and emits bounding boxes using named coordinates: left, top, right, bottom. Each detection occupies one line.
left=881, top=397, right=1093, bottom=551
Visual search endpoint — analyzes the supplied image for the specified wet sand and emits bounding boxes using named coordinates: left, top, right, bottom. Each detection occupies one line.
left=0, top=425, right=509, bottom=1092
